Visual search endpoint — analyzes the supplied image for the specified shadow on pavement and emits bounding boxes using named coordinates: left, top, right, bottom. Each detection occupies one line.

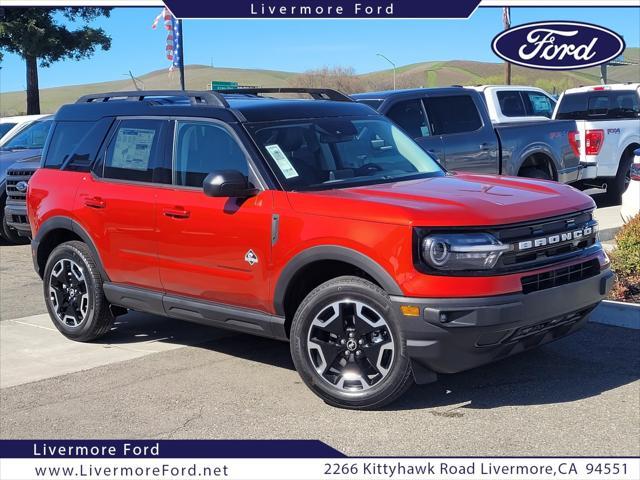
left=99, top=314, right=639, bottom=411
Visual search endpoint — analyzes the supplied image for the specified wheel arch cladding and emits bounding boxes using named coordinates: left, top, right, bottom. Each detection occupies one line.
left=274, top=246, right=403, bottom=332
left=33, top=217, right=109, bottom=281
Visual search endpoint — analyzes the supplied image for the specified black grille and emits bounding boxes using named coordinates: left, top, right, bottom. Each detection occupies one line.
left=521, top=259, right=600, bottom=294
left=493, top=211, right=598, bottom=273
left=6, top=167, right=36, bottom=201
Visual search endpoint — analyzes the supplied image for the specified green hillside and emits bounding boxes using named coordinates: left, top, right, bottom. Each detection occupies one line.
left=2, top=49, right=639, bottom=116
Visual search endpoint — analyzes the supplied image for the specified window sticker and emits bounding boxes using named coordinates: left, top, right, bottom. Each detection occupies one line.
left=265, top=144, right=299, bottom=179
left=110, top=128, right=156, bottom=171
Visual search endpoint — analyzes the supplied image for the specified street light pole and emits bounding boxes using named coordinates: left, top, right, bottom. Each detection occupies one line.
left=377, top=53, right=397, bottom=90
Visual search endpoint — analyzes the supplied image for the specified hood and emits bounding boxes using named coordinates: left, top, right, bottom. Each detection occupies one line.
left=0, top=150, right=41, bottom=181
left=286, top=174, right=595, bottom=227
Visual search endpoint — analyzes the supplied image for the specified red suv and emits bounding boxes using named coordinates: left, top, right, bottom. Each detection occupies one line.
left=28, top=89, right=613, bottom=409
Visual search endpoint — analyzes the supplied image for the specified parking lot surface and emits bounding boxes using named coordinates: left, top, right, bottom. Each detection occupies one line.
left=0, top=205, right=638, bottom=456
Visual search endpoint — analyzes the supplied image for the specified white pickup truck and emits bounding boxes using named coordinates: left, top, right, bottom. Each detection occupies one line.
left=469, top=85, right=557, bottom=124
left=553, top=83, right=640, bottom=200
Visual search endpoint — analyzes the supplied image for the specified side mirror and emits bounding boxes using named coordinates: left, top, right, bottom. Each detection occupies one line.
left=203, top=170, right=257, bottom=198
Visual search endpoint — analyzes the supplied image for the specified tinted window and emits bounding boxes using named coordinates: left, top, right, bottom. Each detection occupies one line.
left=588, top=95, right=609, bottom=116
left=556, top=91, right=640, bottom=119
left=174, top=121, right=248, bottom=188
left=497, top=91, right=526, bottom=117
left=43, top=121, right=92, bottom=168
left=0, top=119, right=52, bottom=150
left=386, top=100, right=430, bottom=138
left=523, top=91, right=555, bottom=118
left=610, top=92, right=640, bottom=118
left=425, top=95, right=482, bottom=134
left=103, top=119, right=165, bottom=182
left=0, top=123, right=17, bottom=139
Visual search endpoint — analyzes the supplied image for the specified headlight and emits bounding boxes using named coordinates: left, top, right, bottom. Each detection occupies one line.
left=421, top=233, right=510, bottom=271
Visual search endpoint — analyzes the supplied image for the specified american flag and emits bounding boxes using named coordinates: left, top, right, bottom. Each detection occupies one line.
left=152, top=8, right=181, bottom=71
left=502, top=7, right=511, bottom=28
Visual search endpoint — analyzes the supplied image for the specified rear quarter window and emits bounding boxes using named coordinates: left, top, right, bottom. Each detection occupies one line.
left=44, top=121, right=93, bottom=169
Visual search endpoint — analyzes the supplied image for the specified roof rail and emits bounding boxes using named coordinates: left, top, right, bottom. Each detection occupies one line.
left=75, top=90, right=229, bottom=108
left=217, top=87, right=353, bottom=102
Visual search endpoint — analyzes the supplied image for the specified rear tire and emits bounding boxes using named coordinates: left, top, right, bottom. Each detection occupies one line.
left=605, top=153, right=634, bottom=203
left=43, top=240, right=114, bottom=342
left=290, top=276, right=414, bottom=409
left=519, top=167, right=551, bottom=180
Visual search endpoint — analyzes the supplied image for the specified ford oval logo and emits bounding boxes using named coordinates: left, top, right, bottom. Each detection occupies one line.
left=15, top=181, right=28, bottom=193
left=492, top=21, right=625, bottom=70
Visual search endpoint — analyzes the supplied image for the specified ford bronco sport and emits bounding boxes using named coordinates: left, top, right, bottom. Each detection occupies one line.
left=28, top=89, right=613, bottom=409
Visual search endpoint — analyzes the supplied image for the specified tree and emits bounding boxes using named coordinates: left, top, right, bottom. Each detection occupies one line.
left=0, top=8, right=112, bottom=114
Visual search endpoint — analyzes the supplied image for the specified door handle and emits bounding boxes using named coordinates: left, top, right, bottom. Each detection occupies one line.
left=83, top=196, right=106, bottom=209
left=479, top=142, right=492, bottom=151
left=163, top=207, right=190, bottom=219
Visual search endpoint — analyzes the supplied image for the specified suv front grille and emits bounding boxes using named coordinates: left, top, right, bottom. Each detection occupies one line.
left=6, top=167, right=36, bottom=201
left=521, top=259, right=600, bottom=294
left=492, top=210, right=599, bottom=273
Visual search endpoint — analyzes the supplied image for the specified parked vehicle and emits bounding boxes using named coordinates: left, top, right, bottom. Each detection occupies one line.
left=0, top=114, right=51, bottom=146
left=352, top=87, right=581, bottom=183
left=28, top=89, right=612, bottom=409
left=553, top=83, right=640, bottom=200
left=621, top=148, right=640, bottom=223
left=1, top=116, right=53, bottom=243
left=469, top=85, right=557, bottom=123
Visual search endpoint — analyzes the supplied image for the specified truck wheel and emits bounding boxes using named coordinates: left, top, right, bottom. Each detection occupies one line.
left=519, top=167, right=551, bottom=180
left=1, top=214, right=29, bottom=245
left=43, top=240, right=114, bottom=342
left=290, top=276, right=414, bottom=409
left=605, top=153, right=634, bottom=202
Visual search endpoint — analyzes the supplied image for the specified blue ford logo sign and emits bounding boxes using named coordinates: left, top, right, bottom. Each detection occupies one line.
left=492, top=21, right=625, bottom=70
left=15, top=181, right=28, bottom=193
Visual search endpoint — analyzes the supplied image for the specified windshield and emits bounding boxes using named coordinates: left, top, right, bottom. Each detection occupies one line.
left=0, top=123, right=17, bottom=140
left=247, top=117, right=444, bottom=191
left=0, top=119, right=53, bottom=150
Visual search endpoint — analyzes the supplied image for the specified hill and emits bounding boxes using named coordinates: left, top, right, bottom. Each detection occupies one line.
left=1, top=49, right=639, bottom=115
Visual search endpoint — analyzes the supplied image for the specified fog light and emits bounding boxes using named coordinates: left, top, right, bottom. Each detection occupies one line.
left=400, top=305, right=420, bottom=317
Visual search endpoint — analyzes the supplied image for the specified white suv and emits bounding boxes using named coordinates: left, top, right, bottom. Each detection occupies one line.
left=554, top=83, right=640, bottom=200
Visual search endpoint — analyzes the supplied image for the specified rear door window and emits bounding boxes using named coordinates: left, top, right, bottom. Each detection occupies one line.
left=497, top=91, right=527, bottom=117
left=386, top=100, right=431, bottom=138
left=103, top=119, right=166, bottom=183
left=425, top=95, right=483, bottom=135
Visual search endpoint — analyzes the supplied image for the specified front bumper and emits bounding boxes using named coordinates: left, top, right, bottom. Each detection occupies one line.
left=4, top=203, right=31, bottom=236
left=391, top=268, right=614, bottom=374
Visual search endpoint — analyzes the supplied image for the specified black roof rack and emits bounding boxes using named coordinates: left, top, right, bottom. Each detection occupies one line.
left=217, top=87, right=353, bottom=102
left=75, top=90, right=229, bottom=108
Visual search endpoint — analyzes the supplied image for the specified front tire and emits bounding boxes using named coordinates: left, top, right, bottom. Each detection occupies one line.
left=43, top=240, right=114, bottom=342
left=1, top=213, right=29, bottom=245
left=290, top=276, right=414, bottom=409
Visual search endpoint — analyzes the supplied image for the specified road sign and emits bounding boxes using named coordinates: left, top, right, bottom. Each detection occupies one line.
left=211, top=81, right=239, bottom=91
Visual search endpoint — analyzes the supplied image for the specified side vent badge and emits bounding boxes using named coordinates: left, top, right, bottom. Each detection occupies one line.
left=244, top=249, right=259, bottom=266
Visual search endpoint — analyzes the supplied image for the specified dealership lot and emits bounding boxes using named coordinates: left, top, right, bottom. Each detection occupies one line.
left=0, top=205, right=638, bottom=456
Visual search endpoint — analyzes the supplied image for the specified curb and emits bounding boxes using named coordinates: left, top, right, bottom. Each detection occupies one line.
left=589, top=300, right=640, bottom=329
left=598, top=227, right=621, bottom=243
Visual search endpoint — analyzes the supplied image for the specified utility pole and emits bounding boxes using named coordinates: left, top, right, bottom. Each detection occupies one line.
left=377, top=53, right=397, bottom=90
left=503, top=7, right=512, bottom=85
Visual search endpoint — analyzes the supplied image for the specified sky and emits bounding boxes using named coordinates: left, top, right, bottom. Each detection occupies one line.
left=0, top=6, right=639, bottom=93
